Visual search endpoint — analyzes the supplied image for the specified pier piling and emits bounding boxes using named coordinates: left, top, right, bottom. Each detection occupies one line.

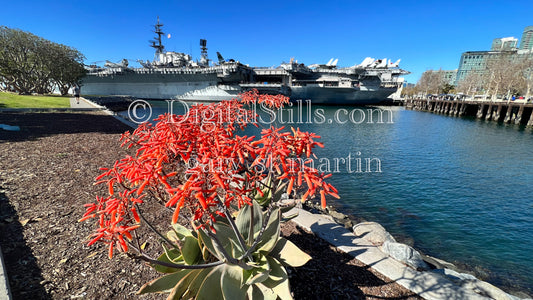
left=485, top=104, right=493, bottom=121
left=476, top=104, right=485, bottom=119
left=504, top=106, right=514, bottom=123
left=405, top=98, right=533, bottom=127
left=493, top=105, right=503, bottom=122
left=514, top=105, right=524, bottom=125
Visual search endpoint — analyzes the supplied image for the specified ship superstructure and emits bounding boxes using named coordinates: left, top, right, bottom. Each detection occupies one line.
left=82, top=18, right=408, bottom=104
left=246, top=58, right=408, bottom=105
left=82, top=18, right=254, bottom=101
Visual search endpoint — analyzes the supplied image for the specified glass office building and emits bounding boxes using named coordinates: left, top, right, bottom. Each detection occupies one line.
left=520, top=26, right=533, bottom=50
left=455, top=26, right=533, bottom=85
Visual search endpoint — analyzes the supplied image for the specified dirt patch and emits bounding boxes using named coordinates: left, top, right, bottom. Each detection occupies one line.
left=0, top=111, right=420, bottom=299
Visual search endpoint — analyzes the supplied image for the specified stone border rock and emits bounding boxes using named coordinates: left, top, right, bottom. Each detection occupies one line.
left=285, top=207, right=528, bottom=300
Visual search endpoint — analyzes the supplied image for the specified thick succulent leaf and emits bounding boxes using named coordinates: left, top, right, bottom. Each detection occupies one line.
left=198, top=228, right=222, bottom=260
left=247, top=283, right=277, bottom=300
left=171, top=223, right=194, bottom=239
left=271, top=275, right=293, bottom=300
left=213, top=221, right=245, bottom=258
left=167, top=269, right=202, bottom=300
left=261, top=257, right=293, bottom=300
left=153, top=247, right=183, bottom=273
left=229, top=237, right=246, bottom=258
left=137, top=269, right=192, bottom=294
left=163, top=244, right=183, bottom=261
left=254, top=175, right=273, bottom=206
left=242, top=254, right=270, bottom=285
left=182, top=235, right=201, bottom=265
left=270, top=237, right=311, bottom=267
left=236, top=199, right=263, bottom=245
left=213, top=213, right=231, bottom=226
left=271, top=180, right=288, bottom=203
left=261, top=256, right=288, bottom=288
left=181, top=267, right=214, bottom=299
left=167, top=230, right=180, bottom=245
left=244, top=267, right=270, bottom=286
left=200, top=244, right=211, bottom=261
left=221, top=265, right=247, bottom=300
left=257, top=208, right=281, bottom=253
left=196, top=265, right=224, bottom=300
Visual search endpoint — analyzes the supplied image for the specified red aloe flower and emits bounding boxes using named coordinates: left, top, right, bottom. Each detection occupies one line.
left=81, top=90, right=337, bottom=258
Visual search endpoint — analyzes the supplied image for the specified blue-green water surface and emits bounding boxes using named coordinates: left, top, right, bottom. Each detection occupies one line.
left=122, top=102, right=533, bottom=295
left=313, top=107, right=533, bottom=295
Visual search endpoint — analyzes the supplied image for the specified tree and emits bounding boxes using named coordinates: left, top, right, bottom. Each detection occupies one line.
left=0, top=26, right=38, bottom=94
left=48, top=43, right=86, bottom=95
left=455, top=52, right=533, bottom=99
left=400, top=84, right=419, bottom=98
left=416, top=69, right=447, bottom=95
left=441, top=83, right=455, bottom=94
left=456, top=71, right=483, bottom=96
left=484, top=53, right=523, bottom=100
left=0, top=26, right=86, bottom=95
left=519, top=54, right=533, bottom=99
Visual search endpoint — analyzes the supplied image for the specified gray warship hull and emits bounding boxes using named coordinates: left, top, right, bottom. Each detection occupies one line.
left=82, top=18, right=408, bottom=105
left=82, top=77, right=401, bottom=104
left=82, top=65, right=251, bottom=101
left=82, top=65, right=407, bottom=104
left=289, top=86, right=399, bottom=105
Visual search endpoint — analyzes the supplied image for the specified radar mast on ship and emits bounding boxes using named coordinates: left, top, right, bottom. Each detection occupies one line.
left=200, top=39, right=209, bottom=66
left=150, top=17, right=165, bottom=61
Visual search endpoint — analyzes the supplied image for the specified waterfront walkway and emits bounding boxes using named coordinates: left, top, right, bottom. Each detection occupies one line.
left=69, top=97, right=99, bottom=109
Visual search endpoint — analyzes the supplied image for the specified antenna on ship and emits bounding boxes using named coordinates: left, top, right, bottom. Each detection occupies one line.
left=150, top=16, right=165, bottom=61
left=200, top=39, right=209, bottom=66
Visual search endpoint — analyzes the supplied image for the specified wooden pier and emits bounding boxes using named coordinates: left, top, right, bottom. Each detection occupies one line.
left=404, top=98, right=533, bottom=126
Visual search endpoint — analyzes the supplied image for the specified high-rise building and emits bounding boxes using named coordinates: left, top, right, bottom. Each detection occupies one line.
left=519, top=26, right=533, bottom=50
left=491, top=37, right=518, bottom=51
left=455, top=51, right=492, bottom=84
left=455, top=26, right=533, bottom=85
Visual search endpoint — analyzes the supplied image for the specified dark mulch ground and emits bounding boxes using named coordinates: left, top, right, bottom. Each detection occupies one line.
left=0, top=111, right=421, bottom=299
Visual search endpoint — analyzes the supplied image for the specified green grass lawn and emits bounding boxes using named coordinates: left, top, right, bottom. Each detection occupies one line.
left=0, top=91, right=71, bottom=108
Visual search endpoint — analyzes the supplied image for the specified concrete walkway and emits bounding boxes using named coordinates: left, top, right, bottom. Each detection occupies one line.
left=69, top=97, right=98, bottom=109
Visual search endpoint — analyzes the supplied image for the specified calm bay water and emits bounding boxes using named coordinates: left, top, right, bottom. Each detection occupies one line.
left=122, top=101, right=533, bottom=295
left=311, top=107, right=533, bottom=295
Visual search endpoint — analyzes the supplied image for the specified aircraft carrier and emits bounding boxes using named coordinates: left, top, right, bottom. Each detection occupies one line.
left=81, top=18, right=409, bottom=105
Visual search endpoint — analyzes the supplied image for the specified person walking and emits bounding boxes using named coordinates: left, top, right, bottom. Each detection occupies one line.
left=74, top=85, right=81, bottom=104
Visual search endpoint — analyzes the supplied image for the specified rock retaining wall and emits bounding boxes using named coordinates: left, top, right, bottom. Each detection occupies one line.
left=303, top=202, right=531, bottom=300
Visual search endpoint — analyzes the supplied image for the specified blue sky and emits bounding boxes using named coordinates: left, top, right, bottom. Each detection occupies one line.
left=2, top=0, right=533, bottom=83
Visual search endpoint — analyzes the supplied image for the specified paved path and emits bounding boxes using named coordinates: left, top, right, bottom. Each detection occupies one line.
left=69, top=97, right=97, bottom=109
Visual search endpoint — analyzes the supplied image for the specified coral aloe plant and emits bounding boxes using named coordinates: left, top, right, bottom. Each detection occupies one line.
left=81, top=90, right=339, bottom=299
